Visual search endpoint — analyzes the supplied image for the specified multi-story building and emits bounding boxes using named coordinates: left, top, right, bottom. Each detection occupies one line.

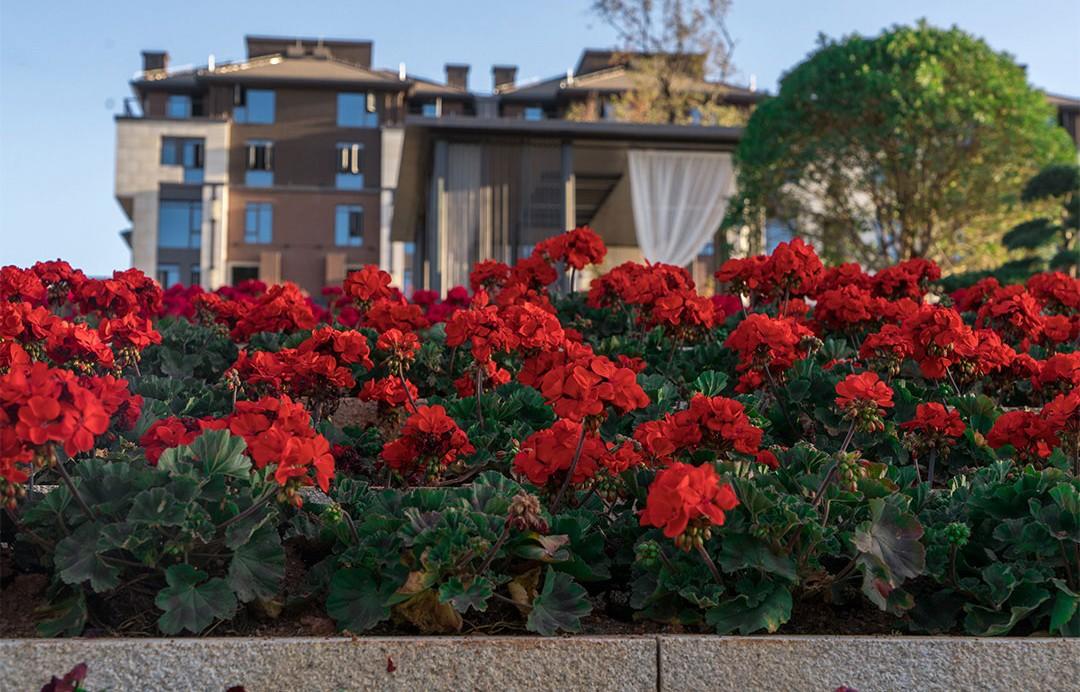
left=114, top=36, right=761, bottom=294
left=115, top=36, right=1080, bottom=295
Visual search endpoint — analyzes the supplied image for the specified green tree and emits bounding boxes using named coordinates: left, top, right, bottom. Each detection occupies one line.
left=1002, top=164, right=1079, bottom=276
left=729, top=21, right=1073, bottom=269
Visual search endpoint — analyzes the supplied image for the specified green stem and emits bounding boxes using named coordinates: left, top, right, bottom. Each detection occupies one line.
left=216, top=488, right=277, bottom=533
left=696, top=543, right=723, bottom=584
left=53, top=450, right=96, bottom=522
left=550, top=425, right=588, bottom=512
left=476, top=525, right=510, bottom=576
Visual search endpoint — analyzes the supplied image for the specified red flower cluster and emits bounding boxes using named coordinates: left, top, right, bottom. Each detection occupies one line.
left=1032, top=352, right=1080, bottom=397
left=987, top=410, right=1059, bottom=462
left=716, top=238, right=823, bottom=302
left=634, top=395, right=763, bottom=460
left=376, top=328, right=421, bottom=367
left=528, top=347, right=650, bottom=423
left=639, top=462, right=739, bottom=541
left=0, top=362, right=134, bottom=484
left=1027, top=272, right=1080, bottom=314
left=900, top=305, right=978, bottom=379
left=513, top=419, right=607, bottom=486
left=139, top=416, right=226, bottom=464
left=228, top=395, right=334, bottom=497
left=975, top=285, right=1045, bottom=346
left=871, top=258, right=940, bottom=301
left=232, top=327, right=371, bottom=400
left=380, top=405, right=474, bottom=479
left=835, top=371, right=894, bottom=413
left=900, top=403, right=965, bottom=438
left=359, top=376, right=418, bottom=412
left=199, top=283, right=318, bottom=341
left=724, top=314, right=815, bottom=392
left=533, top=225, right=607, bottom=270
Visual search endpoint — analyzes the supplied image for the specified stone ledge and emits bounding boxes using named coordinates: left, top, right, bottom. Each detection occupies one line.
left=659, top=635, right=1080, bottom=692
left=0, top=636, right=657, bottom=692
left=3, top=635, right=1077, bottom=692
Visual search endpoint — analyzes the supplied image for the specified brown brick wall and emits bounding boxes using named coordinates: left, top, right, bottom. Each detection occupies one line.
left=226, top=187, right=380, bottom=294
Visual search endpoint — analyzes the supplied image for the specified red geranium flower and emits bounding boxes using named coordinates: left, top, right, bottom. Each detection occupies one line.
left=639, top=462, right=739, bottom=539
left=987, top=410, right=1058, bottom=462
left=380, top=405, right=474, bottom=481
left=835, top=371, right=894, bottom=412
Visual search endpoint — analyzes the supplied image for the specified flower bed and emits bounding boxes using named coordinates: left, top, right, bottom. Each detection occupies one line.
left=1, top=230, right=1078, bottom=643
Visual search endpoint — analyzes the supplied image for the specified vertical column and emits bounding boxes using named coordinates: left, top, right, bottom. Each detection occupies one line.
left=426, top=139, right=448, bottom=294
left=561, top=141, right=576, bottom=292
left=561, top=141, right=575, bottom=232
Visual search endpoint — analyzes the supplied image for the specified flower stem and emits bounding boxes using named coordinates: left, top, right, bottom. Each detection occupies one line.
left=476, top=525, right=510, bottom=576
left=551, top=425, right=588, bottom=512
left=53, top=450, right=96, bottom=522
left=926, top=449, right=938, bottom=487
left=397, top=364, right=419, bottom=413
left=475, top=367, right=485, bottom=429
left=696, top=542, right=723, bottom=584
left=216, top=488, right=277, bottom=533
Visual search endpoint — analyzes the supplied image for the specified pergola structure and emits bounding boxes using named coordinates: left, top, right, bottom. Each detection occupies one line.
left=390, top=117, right=743, bottom=293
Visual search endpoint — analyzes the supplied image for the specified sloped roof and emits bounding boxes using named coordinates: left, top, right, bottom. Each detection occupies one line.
left=135, top=54, right=407, bottom=90
left=497, top=62, right=762, bottom=103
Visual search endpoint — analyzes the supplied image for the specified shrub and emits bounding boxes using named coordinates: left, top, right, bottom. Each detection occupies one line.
left=2, top=230, right=1078, bottom=637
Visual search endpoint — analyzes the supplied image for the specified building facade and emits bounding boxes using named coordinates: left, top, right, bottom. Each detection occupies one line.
left=115, top=36, right=1079, bottom=296
left=114, top=36, right=761, bottom=295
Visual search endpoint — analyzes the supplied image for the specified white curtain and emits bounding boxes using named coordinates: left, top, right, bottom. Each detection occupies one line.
left=627, top=150, right=735, bottom=267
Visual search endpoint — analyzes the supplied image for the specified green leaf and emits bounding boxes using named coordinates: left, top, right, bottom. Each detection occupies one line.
left=154, top=564, right=237, bottom=635
left=1049, top=579, right=1080, bottom=636
left=526, top=567, right=592, bottom=635
left=54, top=524, right=120, bottom=593
left=706, top=583, right=792, bottom=634
left=228, top=524, right=285, bottom=603
left=853, top=497, right=925, bottom=612
left=438, top=576, right=494, bottom=614
left=963, top=582, right=1050, bottom=636
left=326, top=567, right=402, bottom=633
left=36, top=591, right=87, bottom=638
left=716, top=534, right=797, bottom=582
left=127, top=487, right=187, bottom=526
left=190, top=429, right=251, bottom=479
left=692, top=371, right=729, bottom=397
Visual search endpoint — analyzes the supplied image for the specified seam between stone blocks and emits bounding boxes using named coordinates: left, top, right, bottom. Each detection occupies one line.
left=654, top=636, right=663, bottom=692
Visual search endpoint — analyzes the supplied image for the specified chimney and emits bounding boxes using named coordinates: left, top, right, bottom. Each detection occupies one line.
left=445, top=64, right=469, bottom=91
left=142, top=50, right=168, bottom=73
left=493, top=65, right=517, bottom=91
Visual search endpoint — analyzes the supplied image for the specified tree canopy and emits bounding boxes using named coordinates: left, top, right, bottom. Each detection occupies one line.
left=729, top=21, right=1074, bottom=269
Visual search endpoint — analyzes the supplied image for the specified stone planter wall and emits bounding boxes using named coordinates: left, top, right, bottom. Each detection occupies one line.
left=1, top=635, right=1076, bottom=692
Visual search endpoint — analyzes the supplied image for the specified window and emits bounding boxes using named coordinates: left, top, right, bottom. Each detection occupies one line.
left=523, top=106, right=545, bottom=121
left=158, top=200, right=201, bottom=248
left=244, top=202, right=273, bottom=244
left=699, top=242, right=715, bottom=257
left=337, top=92, right=378, bottom=127
left=166, top=95, right=191, bottom=119
left=234, top=88, right=275, bottom=124
left=335, top=205, right=364, bottom=246
left=189, top=266, right=201, bottom=287
left=245, top=140, right=274, bottom=187
left=161, top=138, right=205, bottom=184
left=156, top=264, right=180, bottom=288
left=421, top=101, right=440, bottom=118
left=231, top=265, right=259, bottom=284
left=335, top=143, right=364, bottom=189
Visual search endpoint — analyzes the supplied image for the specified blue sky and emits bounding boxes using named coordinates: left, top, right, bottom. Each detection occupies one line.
left=1, top=0, right=1077, bottom=275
